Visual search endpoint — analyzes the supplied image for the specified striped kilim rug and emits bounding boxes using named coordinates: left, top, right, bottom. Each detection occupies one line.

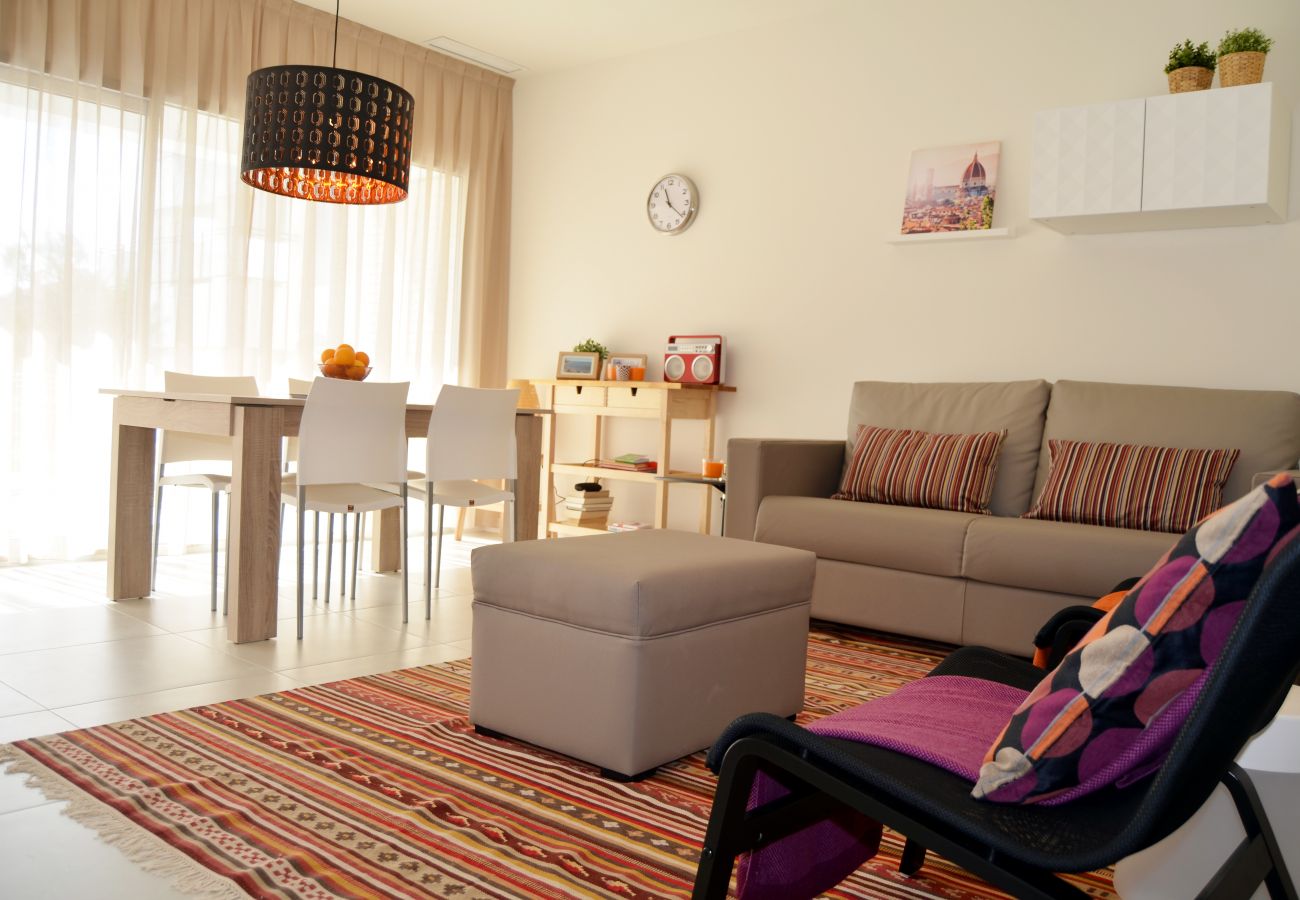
left=1, top=625, right=1116, bottom=899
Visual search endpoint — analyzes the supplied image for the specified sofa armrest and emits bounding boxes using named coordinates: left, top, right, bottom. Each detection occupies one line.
left=1253, top=470, right=1300, bottom=489
left=724, top=438, right=845, bottom=540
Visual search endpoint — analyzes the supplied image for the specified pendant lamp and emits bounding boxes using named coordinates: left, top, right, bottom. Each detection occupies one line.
left=239, top=1, right=414, bottom=205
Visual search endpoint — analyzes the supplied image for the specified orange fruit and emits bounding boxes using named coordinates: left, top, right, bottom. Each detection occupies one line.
left=347, top=365, right=367, bottom=380
left=323, top=363, right=345, bottom=378
left=355, top=351, right=369, bottom=366
left=333, top=344, right=356, bottom=367
left=320, top=348, right=334, bottom=363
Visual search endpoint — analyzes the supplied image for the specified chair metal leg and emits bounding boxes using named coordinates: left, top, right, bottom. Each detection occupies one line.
left=400, top=486, right=410, bottom=624
left=296, top=488, right=307, bottom=640
left=434, top=504, right=445, bottom=590
left=339, top=514, right=348, bottom=600
left=324, top=514, right=334, bottom=604
left=351, top=512, right=361, bottom=601
left=151, top=465, right=165, bottom=590
left=424, top=495, right=433, bottom=610
left=210, top=491, right=220, bottom=613
left=504, top=497, right=515, bottom=543
left=312, top=512, right=320, bottom=599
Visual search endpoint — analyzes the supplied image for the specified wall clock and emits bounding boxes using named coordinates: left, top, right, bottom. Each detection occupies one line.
left=647, top=174, right=698, bottom=235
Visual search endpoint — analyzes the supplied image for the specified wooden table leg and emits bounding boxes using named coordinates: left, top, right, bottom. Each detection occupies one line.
left=514, top=413, right=542, bottom=541
left=371, top=508, right=401, bottom=572
left=107, top=407, right=156, bottom=600
left=227, top=405, right=283, bottom=643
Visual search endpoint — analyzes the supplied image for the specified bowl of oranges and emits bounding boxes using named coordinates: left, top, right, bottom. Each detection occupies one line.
left=319, top=344, right=372, bottom=381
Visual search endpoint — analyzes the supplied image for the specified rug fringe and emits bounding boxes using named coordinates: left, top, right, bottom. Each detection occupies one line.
left=1, top=745, right=246, bottom=900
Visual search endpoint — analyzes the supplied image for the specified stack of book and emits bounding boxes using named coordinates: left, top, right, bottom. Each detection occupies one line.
left=565, top=489, right=612, bottom=528
left=607, top=522, right=650, bottom=532
left=599, top=453, right=657, bottom=472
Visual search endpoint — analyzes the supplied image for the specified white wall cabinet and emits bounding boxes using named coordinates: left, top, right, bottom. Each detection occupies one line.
left=1031, top=83, right=1289, bottom=234
left=1030, top=98, right=1146, bottom=220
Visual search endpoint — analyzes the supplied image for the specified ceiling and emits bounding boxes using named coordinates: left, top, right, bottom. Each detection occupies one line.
left=299, top=0, right=838, bottom=78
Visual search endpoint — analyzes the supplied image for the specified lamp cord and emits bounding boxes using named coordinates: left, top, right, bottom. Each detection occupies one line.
left=332, top=0, right=340, bottom=69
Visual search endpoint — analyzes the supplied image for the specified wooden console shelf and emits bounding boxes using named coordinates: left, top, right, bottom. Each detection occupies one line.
left=534, top=380, right=736, bottom=537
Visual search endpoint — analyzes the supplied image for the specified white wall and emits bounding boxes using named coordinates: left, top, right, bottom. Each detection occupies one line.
left=509, top=0, right=1300, bottom=474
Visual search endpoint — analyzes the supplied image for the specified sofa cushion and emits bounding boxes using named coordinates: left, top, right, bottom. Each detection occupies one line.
left=963, top=516, right=1176, bottom=599
left=847, top=380, right=1049, bottom=518
left=756, top=495, right=976, bottom=577
left=1033, top=380, right=1300, bottom=506
left=973, top=473, right=1300, bottom=805
left=832, top=425, right=1006, bottom=514
left=1023, top=439, right=1240, bottom=533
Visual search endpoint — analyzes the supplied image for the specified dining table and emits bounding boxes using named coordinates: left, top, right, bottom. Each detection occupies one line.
left=102, top=388, right=547, bottom=643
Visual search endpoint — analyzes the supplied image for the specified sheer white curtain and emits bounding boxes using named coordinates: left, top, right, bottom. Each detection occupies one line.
left=0, top=0, right=512, bottom=563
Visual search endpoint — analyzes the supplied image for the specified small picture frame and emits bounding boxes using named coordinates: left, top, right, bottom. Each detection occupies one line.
left=556, top=351, right=601, bottom=380
left=608, top=353, right=648, bottom=369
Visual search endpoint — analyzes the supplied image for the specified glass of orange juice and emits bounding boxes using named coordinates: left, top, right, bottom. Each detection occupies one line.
left=702, top=459, right=724, bottom=479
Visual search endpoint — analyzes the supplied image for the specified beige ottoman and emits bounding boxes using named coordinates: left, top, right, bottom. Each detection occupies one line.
left=469, top=530, right=816, bottom=779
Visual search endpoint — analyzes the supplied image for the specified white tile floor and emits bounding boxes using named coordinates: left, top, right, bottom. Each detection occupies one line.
left=0, top=531, right=489, bottom=899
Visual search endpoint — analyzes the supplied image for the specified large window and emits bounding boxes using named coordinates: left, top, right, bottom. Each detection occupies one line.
left=0, top=64, right=465, bottom=563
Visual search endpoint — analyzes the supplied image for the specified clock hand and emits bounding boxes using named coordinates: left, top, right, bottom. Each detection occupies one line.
left=661, top=187, right=679, bottom=215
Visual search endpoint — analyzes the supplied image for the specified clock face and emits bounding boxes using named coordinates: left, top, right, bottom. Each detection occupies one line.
left=647, top=174, right=697, bottom=234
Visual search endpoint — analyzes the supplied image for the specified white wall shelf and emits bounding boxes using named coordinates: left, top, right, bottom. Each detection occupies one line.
left=888, top=227, right=1013, bottom=244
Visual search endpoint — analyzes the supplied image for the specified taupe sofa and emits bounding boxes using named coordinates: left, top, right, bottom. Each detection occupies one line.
left=725, top=380, right=1300, bottom=654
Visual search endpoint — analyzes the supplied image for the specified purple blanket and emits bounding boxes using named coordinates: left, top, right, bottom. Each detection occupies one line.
left=736, top=675, right=1028, bottom=900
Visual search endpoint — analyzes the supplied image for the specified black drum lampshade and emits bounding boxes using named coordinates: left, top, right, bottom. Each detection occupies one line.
left=240, top=64, right=414, bottom=205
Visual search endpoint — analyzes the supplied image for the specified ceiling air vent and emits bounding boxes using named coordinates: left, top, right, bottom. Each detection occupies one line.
left=423, top=37, right=525, bottom=75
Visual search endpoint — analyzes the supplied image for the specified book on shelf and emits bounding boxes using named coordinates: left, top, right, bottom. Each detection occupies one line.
left=607, top=522, right=650, bottom=532
left=564, top=488, right=611, bottom=509
left=613, top=453, right=650, bottom=465
left=569, top=511, right=610, bottom=527
left=596, top=458, right=658, bottom=472
left=565, top=498, right=613, bottom=511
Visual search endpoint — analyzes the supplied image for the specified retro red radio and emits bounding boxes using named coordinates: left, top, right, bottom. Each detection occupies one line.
left=663, top=334, right=724, bottom=385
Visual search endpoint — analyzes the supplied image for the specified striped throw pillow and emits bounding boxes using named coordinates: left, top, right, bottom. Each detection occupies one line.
left=832, top=425, right=1007, bottom=514
left=1022, top=439, right=1240, bottom=533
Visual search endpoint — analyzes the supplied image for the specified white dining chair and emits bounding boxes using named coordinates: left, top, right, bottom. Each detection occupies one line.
left=286, top=376, right=348, bottom=603
left=281, top=377, right=410, bottom=639
left=412, top=384, right=519, bottom=615
left=152, top=371, right=260, bottom=612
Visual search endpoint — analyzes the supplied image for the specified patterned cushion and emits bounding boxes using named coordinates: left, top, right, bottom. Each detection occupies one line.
left=1023, top=439, right=1240, bottom=533
left=974, top=473, right=1300, bottom=805
left=832, top=425, right=1006, bottom=514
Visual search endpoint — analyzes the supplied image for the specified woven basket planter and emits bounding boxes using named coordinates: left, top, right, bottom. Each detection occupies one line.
left=1167, top=66, right=1214, bottom=93
left=1219, top=51, right=1266, bottom=87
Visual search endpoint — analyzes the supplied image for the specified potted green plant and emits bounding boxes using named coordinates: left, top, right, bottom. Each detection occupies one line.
left=573, top=339, right=609, bottom=359
left=1164, top=39, right=1216, bottom=93
left=573, top=339, right=611, bottom=378
left=1217, top=27, right=1273, bottom=87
